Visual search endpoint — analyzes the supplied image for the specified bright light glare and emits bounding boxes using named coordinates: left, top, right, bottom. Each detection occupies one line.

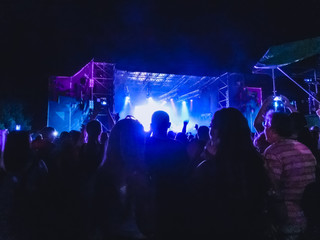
left=273, top=96, right=281, bottom=101
left=53, top=130, right=59, bottom=137
left=181, top=100, right=189, bottom=121
left=134, top=99, right=171, bottom=132
left=125, top=96, right=130, bottom=105
left=15, top=125, right=21, bottom=131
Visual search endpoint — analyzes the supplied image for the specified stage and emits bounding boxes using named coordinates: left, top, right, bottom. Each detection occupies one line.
left=47, top=60, right=262, bottom=134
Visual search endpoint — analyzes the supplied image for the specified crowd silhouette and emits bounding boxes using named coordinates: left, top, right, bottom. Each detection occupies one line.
left=0, top=98, right=320, bottom=240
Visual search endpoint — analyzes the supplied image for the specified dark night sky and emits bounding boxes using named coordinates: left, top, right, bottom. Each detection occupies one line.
left=1, top=0, right=319, bottom=129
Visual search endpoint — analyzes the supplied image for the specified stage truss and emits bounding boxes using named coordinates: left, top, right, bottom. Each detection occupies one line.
left=48, top=60, right=261, bottom=133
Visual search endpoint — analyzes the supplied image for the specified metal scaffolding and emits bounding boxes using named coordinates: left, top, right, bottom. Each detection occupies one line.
left=217, top=72, right=230, bottom=108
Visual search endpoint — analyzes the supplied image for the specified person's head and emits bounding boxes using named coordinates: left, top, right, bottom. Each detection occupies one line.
left=175, top=132, right=188, bottom=144
left=264, top=111, right=291, bottom=143
left=167, top=130, right=176, bottom=140
left=208, top=108, right=268, bottom=197
left=86, top=120, right=102, bottom=140
left=210, top=107, right=251, bottom=147
left=150, top=110, right=171, bottom=137
left=106, top=118, right=145, bottom=172
left=59, top=131, right=70, bottom=143
left=197, top=126, right=210, bottom=142
left=3, top=131, right=32, bottom=172
left=69, top=130, right=81, bottom=145
left=41, top=126, right=56, bottom=143
left=188, top=133, right=195, bottom=141
left=206, top=108, right=251, bottom=157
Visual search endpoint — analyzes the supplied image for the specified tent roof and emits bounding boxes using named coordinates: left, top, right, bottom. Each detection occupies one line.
left=114, top=70, right=219, bottom=100
left=254, top=36, right=320, bottom=70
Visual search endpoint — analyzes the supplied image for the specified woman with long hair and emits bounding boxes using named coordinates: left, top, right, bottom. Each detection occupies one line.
left=94, top=117, right=153, bottom=239
left=190, top=107, right=269, bottom=239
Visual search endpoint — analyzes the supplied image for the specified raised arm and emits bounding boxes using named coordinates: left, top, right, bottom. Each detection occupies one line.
left=182, top=120, right=189, bottom=134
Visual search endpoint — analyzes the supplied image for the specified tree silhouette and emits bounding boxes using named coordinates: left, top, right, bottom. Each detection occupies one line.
left=0, top=101, right=31, bottom=131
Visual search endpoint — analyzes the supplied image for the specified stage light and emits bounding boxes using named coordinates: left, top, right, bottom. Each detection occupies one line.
left=181, top=100, right=189, bottom=121
left=134, top=98, right=171, bottom=132
left=147, top=97, right=154, bottom=104
left=273, top=96, right=284, bottom=112
left=89, top=100, right=94, bottom=109
left=170, top=98, right=177, bottom=113
left=273, top=96, right=281, bottom=101
left=15, top=125, right=21, bottom=131
left=161, top=100, right=167, bottom=106
left=125, top=96, right=130, bottom=105
left=53, top=130, right=58, bottom=137
left=101, top=100, right=107, bottom=106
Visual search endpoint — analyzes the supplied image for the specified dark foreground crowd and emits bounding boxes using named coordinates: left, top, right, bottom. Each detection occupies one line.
left=1, top=98, right=320, bottom=240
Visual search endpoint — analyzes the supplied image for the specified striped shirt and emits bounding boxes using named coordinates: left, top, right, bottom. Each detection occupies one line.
left=264, top=139, right=316, bottom=227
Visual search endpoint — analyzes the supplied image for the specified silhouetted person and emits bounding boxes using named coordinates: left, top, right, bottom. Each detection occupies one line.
left=58, top=131, right=70, bottom=144
left=59, top=120, right=104, bottom=240
left=0, top=131, right=48, bottom=240
left=79, top=120, right=104, bottom=178
left=289, top=112, right=320, bottom=164
left=36, top=127, right=57, bottom=166
left=187, top=125, right=210, bottom=170
left=263, top=112, right=317, bottom=240
left=167, top=130, right=176, bottom=140
left=94, top=118, right=151, bottom=239
left=253, top=95, right=297, bottom=154
left=145, top=110, right=189, bottom=239
left=175, top=120, right=189, bottom=145
left=190, top=108, right=269, bottom=240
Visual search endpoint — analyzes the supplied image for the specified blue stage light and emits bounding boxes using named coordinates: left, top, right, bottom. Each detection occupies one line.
left=125, top=96, right=130, bottom=105
left=273, top=96, right=281, bottom=101
left=15, top=125, right=21, bottom=131
left=181, top=100, right=189, bottom=121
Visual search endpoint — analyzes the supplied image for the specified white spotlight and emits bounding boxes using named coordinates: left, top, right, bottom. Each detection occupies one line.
left=125, top=96, right=130, bottom=104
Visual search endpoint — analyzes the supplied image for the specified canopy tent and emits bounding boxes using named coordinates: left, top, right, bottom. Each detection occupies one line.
left=253, top=37, right=320, bottom=105
left=254, top=36, right=320, bottom=69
